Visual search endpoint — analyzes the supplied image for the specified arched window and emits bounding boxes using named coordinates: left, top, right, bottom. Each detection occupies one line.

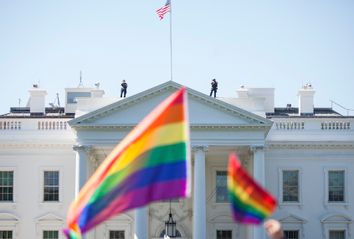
left=159, top=229, right=182, bottom=238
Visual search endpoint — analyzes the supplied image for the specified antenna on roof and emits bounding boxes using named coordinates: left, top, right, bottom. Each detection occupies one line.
left=49, top=93, right=61, bottom=108
left=18, top=98, right=21, bottom=107
left=78, top=70, right=84, bottom=87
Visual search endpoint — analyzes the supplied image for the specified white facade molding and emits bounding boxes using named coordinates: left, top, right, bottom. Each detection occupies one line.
left=267, top=143, right=354, bottom=150
left=0, top=143, right=74, bottom=150
left=102, top=214, right=133, bottom=239
left=278, top=214, right=307, bottom=238
left=321, top=213, right=352, bottom=239
left=0, top=213, right=19, bottom=238
left=35, top=213, right=65, bottom=239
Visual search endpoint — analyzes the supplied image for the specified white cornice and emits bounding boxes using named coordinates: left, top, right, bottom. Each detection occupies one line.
left=0, top=143, right=74, bottom=149
left=267, top=142, right=354, bottom=149
left=70, top=123, right=271, bottom=130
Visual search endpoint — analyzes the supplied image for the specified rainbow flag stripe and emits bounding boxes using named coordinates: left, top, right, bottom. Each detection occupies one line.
left=227, top=153, right=276, bottom=224
left=64, top=88, right=190, bottom=238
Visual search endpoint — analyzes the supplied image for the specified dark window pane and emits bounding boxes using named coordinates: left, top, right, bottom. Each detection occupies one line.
left=0, top=171, right=13, bottom=202
left=283, top=170, right=299, bottom=202
left=109, top=230, right=125, bottom=239
left=217, top=230, right=232, bottom=239
left=328, top=171, right=345, bottom=202
left=285, top=230, right=299, bottom=239
left=216, top=171, right=228, bottom=202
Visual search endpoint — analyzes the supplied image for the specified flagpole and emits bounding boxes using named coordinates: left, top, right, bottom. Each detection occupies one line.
left=169, top=0, right=173, bottom=82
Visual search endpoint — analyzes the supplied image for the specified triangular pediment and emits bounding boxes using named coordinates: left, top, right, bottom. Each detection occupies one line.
left=0, top=213, right=19, bottom=222
left=321, top=213, right=352, bottom=224
left=279, top=214, right=307, bottom=224
left=36, top=213, right=63, bottom=222
left=69, top=81, right=272, bottom=130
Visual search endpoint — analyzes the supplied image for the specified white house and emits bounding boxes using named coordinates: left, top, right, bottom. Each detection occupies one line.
left=0, top=81, right=353, bottom=239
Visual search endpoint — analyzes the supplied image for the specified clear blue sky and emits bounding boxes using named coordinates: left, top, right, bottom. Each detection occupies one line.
left=1, top=0, right=354, bottom=115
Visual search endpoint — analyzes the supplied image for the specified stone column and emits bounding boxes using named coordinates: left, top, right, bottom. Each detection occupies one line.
left=73, top=145, right=92, bottom=196
left=193, top=146, right=208, bottom=239
left=251, top=145, right=266, bottom=239
left=134, top=207, right=149, bottom=239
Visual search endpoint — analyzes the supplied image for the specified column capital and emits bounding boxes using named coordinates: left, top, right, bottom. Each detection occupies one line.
left=73, top=145, right=92, bottom=153
left=191, top=145, right=209, bottom=152
left=250, top=145, right=264, bottom=152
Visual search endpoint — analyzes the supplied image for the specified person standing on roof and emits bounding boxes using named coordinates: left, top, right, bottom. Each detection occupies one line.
left=209, top=79, right=218, bottom=98
left=120, top=80, right=128, bottom=98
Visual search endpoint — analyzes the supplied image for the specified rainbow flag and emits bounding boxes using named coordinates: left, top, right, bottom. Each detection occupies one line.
left=64, top=87, right=190, bottom=239
left=227, top=153, right=276, bottom=224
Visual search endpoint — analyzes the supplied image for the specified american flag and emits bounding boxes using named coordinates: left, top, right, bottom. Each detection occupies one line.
left=156, top=0, right=170, bottom=20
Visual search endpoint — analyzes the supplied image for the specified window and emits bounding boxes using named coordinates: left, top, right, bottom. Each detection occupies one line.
left=328, top=170, right=345, bottom=202
left=284, top=230, right=299, bottom=239
left=43, top=230, right=58, bottom=239
left=67, top=92, right=91, bottom=104
left=329, top=230, right=345, bottom=239
left=216, top=230, right=232, bottom=239
left=0, top=171, right=13, bottom=202
left=0, top=231, right=12, bottom=239
left=43, top=171, right=59, bottom=202
left=109, top=230, right=125, bottom=239
left=282, top=170, right=299, bottom=202
left=216, top=171, right=227, bottom=203
left=159, top=229, right=182, bottom=238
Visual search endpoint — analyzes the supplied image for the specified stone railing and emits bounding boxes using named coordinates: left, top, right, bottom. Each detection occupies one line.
left=275, top=121, right=305, bottom=130
left=37, top=121, right=68, bottom=130
left=0, top=121, right=22, bottom=130
left=321, top=121, right=351, bottom=130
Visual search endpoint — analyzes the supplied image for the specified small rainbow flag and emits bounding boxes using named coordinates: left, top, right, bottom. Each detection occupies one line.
left=227, top=153, right=276, bottom=224
left=64, top=88, right=190, bottom=239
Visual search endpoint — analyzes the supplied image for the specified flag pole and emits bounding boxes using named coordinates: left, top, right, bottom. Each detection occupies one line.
left=169, top=0, right=173, bottom=82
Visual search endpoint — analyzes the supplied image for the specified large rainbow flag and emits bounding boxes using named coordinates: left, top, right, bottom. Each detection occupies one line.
left=227, top=153, right=276, bottom=224
left=64, top=87, right=190, bottom=239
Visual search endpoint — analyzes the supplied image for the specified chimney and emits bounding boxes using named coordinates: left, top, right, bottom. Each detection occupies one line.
left=298, top=84, right=315, bottom=115
left=28, top=85, right=47, bottom=114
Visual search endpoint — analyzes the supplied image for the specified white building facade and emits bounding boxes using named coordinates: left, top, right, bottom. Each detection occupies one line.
left=0, top=81, right=353, bottom=239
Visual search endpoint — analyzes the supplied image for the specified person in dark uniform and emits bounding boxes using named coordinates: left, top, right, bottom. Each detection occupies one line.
left=209, top=79, right=218, bottom=98
left=120, top=80, right=128, bottom=98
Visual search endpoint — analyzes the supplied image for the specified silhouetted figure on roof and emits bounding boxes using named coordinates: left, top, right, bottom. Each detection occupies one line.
left=120, top=80, right=128, bottom=98
left=209, top=79, right=218, bottom=98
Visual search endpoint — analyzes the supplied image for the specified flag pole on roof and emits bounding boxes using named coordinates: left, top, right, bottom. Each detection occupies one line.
left=156, top=0, right=173, bottom=82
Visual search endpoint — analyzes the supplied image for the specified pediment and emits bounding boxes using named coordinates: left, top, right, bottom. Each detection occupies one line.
left=321, top=213, right=352, bottom=224
left=36, top=213, right=63, bottom=222
left=0, top=213, right=19, bottom=222
left=279, top=214, right=307, bottom=224
left=69, top=81, right=272, bottom=130
left=104, top=213, right=133, bottom=223
left=209, top=214, right=234, bottom=223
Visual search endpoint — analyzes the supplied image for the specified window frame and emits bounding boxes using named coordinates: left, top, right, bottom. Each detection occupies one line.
left=278, top=167, right=302, bottom=205
left=324, top=167, right=348, bottom=206
left=213, top=223, right=237, bottom=239
left=213, top=168, right=228, bottom=204
left=42, top=230, right=59, bottom=239
left=328, top=230, right=346, bottom=239
left=0, top=230, right=13, bottom=239
left=284, top=230, right=300, bottom=239
left=39, top=167, right=63, bottom=204
left=0, top=167, right=16, bottom=204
